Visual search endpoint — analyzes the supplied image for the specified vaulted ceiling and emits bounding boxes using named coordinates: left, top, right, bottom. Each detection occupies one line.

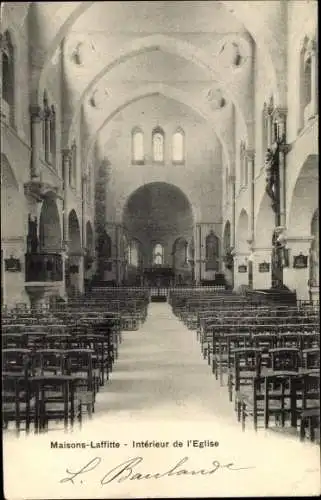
left=3, top=1, right=285, bottom=163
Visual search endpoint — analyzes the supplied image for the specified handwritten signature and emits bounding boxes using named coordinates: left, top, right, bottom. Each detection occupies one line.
left=60, top=456, right=255, bottom=485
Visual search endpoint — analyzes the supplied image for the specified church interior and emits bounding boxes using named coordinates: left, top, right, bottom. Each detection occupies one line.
left=1, top=1, right=320, bottom=451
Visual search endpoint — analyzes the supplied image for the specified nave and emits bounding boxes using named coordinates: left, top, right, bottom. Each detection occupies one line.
left=94, top=302, right=235, bottom=422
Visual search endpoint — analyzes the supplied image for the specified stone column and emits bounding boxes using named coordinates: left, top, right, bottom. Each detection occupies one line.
left=233, top=251, right=250, bottom=290
left=62, top=149, right=71, bottom=241
left=194, top=223, right=201, bottom=285
left=68, top=252, right=84, bottom=295
left=62, top=150, right=71, bottom=298
left=29, top=105, right=43, bottom=179
left=252, top=247, right=272, bottom=289
left=246, top=149, right=255, bottom=242
left=230, top=175, right=236, bottom=249
left=283, top=236, right=313, bottom=302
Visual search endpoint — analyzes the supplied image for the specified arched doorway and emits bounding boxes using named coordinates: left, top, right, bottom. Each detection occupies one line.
left=67, top=210, right=82, bottom=295
left=286, top=154, right=318, bottom=300
left=123, top=182, right=194, bottom=287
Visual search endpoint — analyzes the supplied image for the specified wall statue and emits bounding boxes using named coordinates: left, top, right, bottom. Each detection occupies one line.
left=264, top=141, right=279, bottom=212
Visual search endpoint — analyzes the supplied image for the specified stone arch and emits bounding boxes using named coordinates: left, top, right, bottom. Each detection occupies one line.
left=122, top=181, right=195, bottom=228
left=67, top=33, right=250, bottom=142
left=34, top=1, right=276, bottom=117
left=30, top=1, right=95, bottom=104
left=39, top=196, right=62, bottom=253
left=123, top=182, right=194, bottom=267
left=84, top=83, right=233, bottom=177
left=287, top=154, right=318, bottom=237
left=236, top=209, right=249, bottom=253
left=254, top=191, right=275, bottom=248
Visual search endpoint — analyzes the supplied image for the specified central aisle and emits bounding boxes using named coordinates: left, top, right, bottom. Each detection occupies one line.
left=4, top=302, right=320, bottom=500
left=95, top=302, right=237, bottom=422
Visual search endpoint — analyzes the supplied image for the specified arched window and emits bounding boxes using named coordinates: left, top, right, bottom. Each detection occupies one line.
left=132, top=128, right=144, bottom=164
left=153, top=243, right=164, bottom=265
left=172, top=129, right=185, bottom=163
left=152, top=127, right=165, bottom=162
left=1, top=30, right=15, bottom=127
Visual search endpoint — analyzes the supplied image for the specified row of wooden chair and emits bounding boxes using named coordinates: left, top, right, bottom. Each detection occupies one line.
left=2, top=288, right=150, bottom=434
left=173, top=291, right=320, bottom=443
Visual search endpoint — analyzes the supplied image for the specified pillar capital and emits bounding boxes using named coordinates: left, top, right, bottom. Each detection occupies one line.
left=62, top=148, right=72, bottom=161
left=29, top=105, right=43, bottom=121
left=245, top=149, right=255, bottom=160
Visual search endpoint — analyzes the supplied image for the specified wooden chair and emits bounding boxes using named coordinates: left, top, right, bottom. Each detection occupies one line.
left=239, top=373, right=299, bottom=432
left=229, top=348, right=262, bottom=405
left=31, top=375, right=81, bottom=432
left=299, top=373, right=320, bottom=442
left=2, top=372, right=35, bottom=434
left=64, top=349, right=95, bottom=417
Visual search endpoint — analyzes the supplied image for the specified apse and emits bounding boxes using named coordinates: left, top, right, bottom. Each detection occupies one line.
left=123, top=182, right=194, bottom=267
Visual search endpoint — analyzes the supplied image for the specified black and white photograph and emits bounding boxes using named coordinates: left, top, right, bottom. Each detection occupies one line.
left=1, top=1, right=320, bottom=498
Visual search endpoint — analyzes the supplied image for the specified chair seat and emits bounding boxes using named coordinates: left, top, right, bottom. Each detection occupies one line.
left=3, top=398, right=36, bottom=412
left=301, top=407, right=320, bottom=418
left=75, top=391, right=94, bottom=404
left=42, top=402, right=73, bottom=412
